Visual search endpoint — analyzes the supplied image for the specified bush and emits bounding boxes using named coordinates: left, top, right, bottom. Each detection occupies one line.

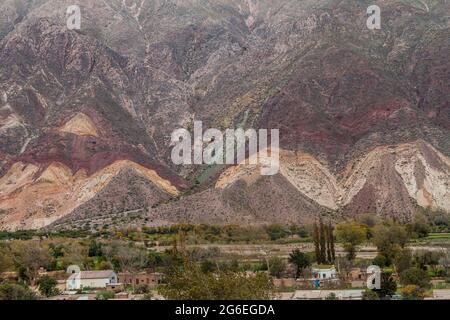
left=372, top=254, right=387, bottom=267
left=325, top=292, right=337, bottom=300
left=0, top=283, right=38, bottom=300
left=37, top=276, right=59, bottom=297
left=268, top=257, right=286, bottom=278
left=264, top=225, right=289, bottom=241
left=378, top=272, right=397, bottom=299
left=400, top=285, right=427, bottom=300
left=400, top=267, right=431, bottom=289
left=134, top=284, right=150, bottom=294
left=95, top=290, right=115, bottom=300
left=141, top=292, right=153, bottom=300
left=362, top=289, right=380, bottom=300
left=200, top=260, right=216, bottom=273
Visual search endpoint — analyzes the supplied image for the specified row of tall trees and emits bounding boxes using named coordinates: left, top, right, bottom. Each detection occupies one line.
left=313, top=218, right=335, bottom=264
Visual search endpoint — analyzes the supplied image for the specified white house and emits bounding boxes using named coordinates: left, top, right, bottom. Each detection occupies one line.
left=312, top=267, right=337, bottom=280
left=66, top=270, right=118, bottom=290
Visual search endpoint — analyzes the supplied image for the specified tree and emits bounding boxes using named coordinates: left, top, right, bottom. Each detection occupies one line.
left=407, top=213, right=430, bottom=238
left=265, top=224, right=289, bottom=241
left=358, top=213, right=379, bottom=228
left=394, top=248, right=413, bottom=275
left=0, top=283, right=38, bottom=300
left=48, top=243, right=65, bottom=259
left=335, top=256, right=353, bottom=280
left=325, top=224, right=332, bottom=263
left=372, top=223, right=409, bottom=266
left=10, top=241, right=51, bottom=286
left=319, top=218, right=327, bottom=263
left=60, top=242, right=89, bottom=270
left=327, top=222, right=336, bottom=262
left=400, top=267, right=431, bottom=289
left=336, top=222, right=366, bottom=261
left=364, top=272, right=397, bottom=299
left=88, top=240, right=103, bottom=257
left=268, top=257, right=286, bottom=278
left=413, top=250, right=441, bottom=272
left=377, top=272, right=397, bottom=299
left=159, top=263, right=273, bottom=300
left=37, top=275, right=59, bottom=297
left=0, top=245, right=12, bottom=275
left=372, top=254, right=388, bottom=268
left=104, top=242, right=148, bottom=273
left=288, top=249, right=311, bottom=279
left=312, top=222, right=321, bottom=263
left=439, top=248, right=450, bottom=275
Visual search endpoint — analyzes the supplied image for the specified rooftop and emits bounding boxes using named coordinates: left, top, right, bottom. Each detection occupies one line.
left=68, top=270, right=115, bottom=280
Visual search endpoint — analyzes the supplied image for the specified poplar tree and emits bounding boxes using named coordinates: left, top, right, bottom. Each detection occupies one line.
left=319, top=218, right=327, bottom=264
left=329, top=222, right=336, bottom=262
left=326, top=224, right=332, bottom=263
left=313, top=222, right=321, bottom=264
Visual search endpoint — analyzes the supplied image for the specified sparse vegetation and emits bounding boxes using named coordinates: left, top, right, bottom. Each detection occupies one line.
left=0, top=216, right=449, bottom=300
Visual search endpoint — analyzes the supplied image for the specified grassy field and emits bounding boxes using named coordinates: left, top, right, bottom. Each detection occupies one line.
left=411, top=233, right=450, bottom=246
left=425, top=233, right=450, bottom=240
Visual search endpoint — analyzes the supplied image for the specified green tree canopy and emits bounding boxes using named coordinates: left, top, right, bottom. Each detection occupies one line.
left=394, top=248, right=413, bottom=275
left=10, top=241, right=52, bottom=285
left=336, top=222, right=366, bottom=261
left=399, top=267, right=431, bottom=289
left=37, top=275, right=59, bottom=297
left=372, top=223, right=409, bottom=266
left=288, top=249, right=311, bottom=278
left=407, top=213, right=430, bottom=238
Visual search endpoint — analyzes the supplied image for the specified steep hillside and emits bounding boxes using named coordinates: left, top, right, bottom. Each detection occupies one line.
left=0, top=0, right=448, bottom=230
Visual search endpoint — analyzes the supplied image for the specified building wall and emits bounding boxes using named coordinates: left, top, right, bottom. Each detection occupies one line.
left=67, top=275, right=117, bottom=290
left=79, top=278, right=112, bottom=289
left=312, top=269, right=336, bottom=279
left=118, top=273, right=163, bottom=287
left=67, top=278, right=80, bottom=290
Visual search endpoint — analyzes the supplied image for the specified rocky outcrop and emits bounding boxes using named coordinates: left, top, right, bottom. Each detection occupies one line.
left=0, top=160, right=178, bottom=230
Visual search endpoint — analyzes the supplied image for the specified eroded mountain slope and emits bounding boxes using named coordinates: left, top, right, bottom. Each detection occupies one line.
left=0, top=0, right=448, bottom=230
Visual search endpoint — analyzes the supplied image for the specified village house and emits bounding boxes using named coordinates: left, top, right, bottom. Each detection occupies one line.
left=66, top=270, right=118, bottom=290
left=312, top=267, right=337, bottom=280
left=118, top=272, right=164, bottom=287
